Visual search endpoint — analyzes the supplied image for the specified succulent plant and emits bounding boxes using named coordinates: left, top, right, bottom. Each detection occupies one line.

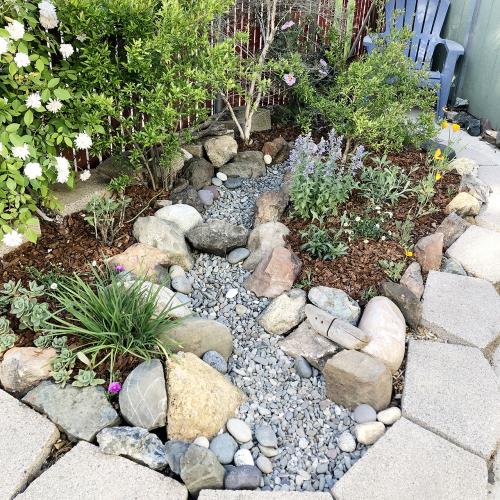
left=51, top=336, right=68, bottom=351
left=52, top=368, right=73, bottom=387
left=34, top=335, right=53, bottom=348
left=10, top=295, right=33, bottom=319
left=72, top=369, right=105, bottom=388
left=20, top=302, right=51, bottom=330
left=0, top=316, right=12, bottom=335
left=0, top=333, right=17, bottom=353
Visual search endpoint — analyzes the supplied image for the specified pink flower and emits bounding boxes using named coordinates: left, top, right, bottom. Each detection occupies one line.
left=281, top=20, right=295, bottom=30
left=283, top=73, right=296, bottom=86
left=108, top=381, right=121, bottom=394
left=115, top=265, right=125, bottom=272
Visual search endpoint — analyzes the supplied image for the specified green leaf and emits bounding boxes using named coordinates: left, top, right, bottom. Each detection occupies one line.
left=24, top=110, right=33, bottom=126
left=53, top=88, right=71, bottom=101
left=9, top=62, right=17, bottom=77
left=6, top=123, right=20, bottom=133
left=6, top=178, right=16, bottom=191
left=76, top=351, right=92, bottom=366
left=35, top=58, right=45, bottom=73
left=48, top=78, right=60, bottom=89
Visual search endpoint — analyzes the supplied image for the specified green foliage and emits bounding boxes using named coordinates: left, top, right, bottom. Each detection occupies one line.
left=300, top=224, right=349, bottom=261
left=84, top=195, right=130, bottom=245
left=72, top=369, right=105, bottom=388
left=340, top=209, right=388, bottom=241
left=394, top=215, right=415, bottom=250
left=45, top=267, right=180, bottom=383
left=413, top=171, right=438, bottom=217
left=378, top=259, right=406, bottom=281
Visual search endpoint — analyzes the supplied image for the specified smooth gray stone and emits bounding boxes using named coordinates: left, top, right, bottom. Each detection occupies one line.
left=294, top=356, right=313, bottom=378
left=202, top=351, right=228, bottom=374
left=353, top=404, right=377, bottom=424
left=224, top=177, right=243, bottom=189
left=227, top=247, right=250, bottom=264
left=171, top=276, right=193, bottom=294
left=255, top=425, right=278, bottom=448
left=209, top=433, right=238, bottom=465
left=165, top=440, right=189, bottom=475
left=224, top=465, right=262, bottom=490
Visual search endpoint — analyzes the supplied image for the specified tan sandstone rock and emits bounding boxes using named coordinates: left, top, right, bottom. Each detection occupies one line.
left=242, top=222, right=289, bottom=271
left=166, top=352, right=246, bottom=440
left=254, top=191, right=289, bottom=225
left=445, top=192, right=481, bottom=217
left=414, top=233, right=444, bottom=273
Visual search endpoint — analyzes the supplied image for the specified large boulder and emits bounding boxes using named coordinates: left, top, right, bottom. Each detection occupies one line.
left=445, top=192, right=481, bottom=217
left=133, top=216, right=193, bottom=270
left=154, top=204, right=202, bottom=234
left=186, top=219, right=249, bottom=256
left=22, top=381, right=120, bottom=441
left=119, top=359, right=167, bottom=431
left=414, top=233, right=443, bottom=273
left=166, top=352, right=246, bottom=441
left=257, top=289, right=306, bottom=335
left=244, top=247, right=302, bottom=298
left=184, top=158, right=214, bottom=190
left=180, top=444, right=225, bottom=497
left=97, top=426, right=168, bottom=470
left=219, top=151, right=266, bottom=179
left=204, top=136, right=238, bottom=167
left=254, top=191, right=289, bottom=225
left=242, top=222, right=289, bottom=271
left=436, top=213, right=470, bottom=250
left=0, top=347, right=56, bottom=395
left=323, top=350, right=392, bottom=411
left=359, top=296, right=406, bottom=373
left=308, top=286, right=361, bottom=325
left=107, top=243, right=171, bottom=282
left=159, top=318, right=233, bottom=360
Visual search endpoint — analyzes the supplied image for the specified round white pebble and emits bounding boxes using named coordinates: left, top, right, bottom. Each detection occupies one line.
left=234, top=448, right=254, bottom=466
left=226, top=418, right=252, bottom=443
left=217, top=172, right=228, bottom=181
left=226, top=288, right=239, bottom=299
left=377, top=406, right=402, bottom=425
left=264, top=154, right=272, bottom=165
left=337, top=431, right=356, bottom=453
left=193, top=436, right=210, bottom=448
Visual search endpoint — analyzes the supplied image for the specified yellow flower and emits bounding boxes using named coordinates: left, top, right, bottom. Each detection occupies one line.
left=434, top=149, right=444, bottom=161
left=440, top=121, right=449, bottom=129
left=452, top=123, right=460, bottom=132
left=435, top=172, right=442, bottom=181
left=405, top=250, right=413, bottom=257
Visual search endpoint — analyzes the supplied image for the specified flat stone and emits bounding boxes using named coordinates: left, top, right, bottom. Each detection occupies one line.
left=446, top=225, right=500, bottom=284
left=209, top=433, right=238, bottom=464
left=435, top=212, right=471, bottom=250
left=199, top=492, right=332, bottom=499
left=256, top=455, right=273, bottom=474
left=165, top=440, right=190, bottom=475
left=227, top=247, right=250, bottom=264
left=222, top=107, right=272, bottom=133
left=160, top=318, right=233, bottom=361
left=421, top=271, right=500, bottom=351
left=204, top=135, right=238, bottom=167
left=97, top=426, right=168, bottom=470
left=414, top=233, right=443, bottom=273
left=255, top=425, right=277, bottom=448
left=359, top=296, right=406, bottom=373
left=441, top=256, right=467, bottom=275
left=402, top=340, right=500, bottom=459
left=278, top=320, right=337, bottom=370
left=0, top=347, right=56, bottom=395
left=380, top=282, right=422, bottom=330
left=187, top=219, right=249, bottom=256
left=133, top=216, right=193, bottom=270
left=353, top=404, right=377, bottom=424
left=477, top=192, right=500, bottom=233
left=492, top=345, right=500, bottom=379
left=17, top=442, right=187, bottom=499
left=155, top=204, right=203, bottom=234
left=308, top=286, right=361, bottom=325
left=323, top=350, right=392, bottom=411
left=119, top=359, right=167, bottom=431
left=0, top=389, right=59, bottom=498
left=258, top=289, right=306, bottom=335
left=448, top=157, right=479, bottom=176
left=243, top=222, right=289, bottom=272
left=167, top=353, right=246, bottom=441
left=377, top=407, right=401, bottom=425
left=224, top=465, right=262, bottom=490
left=331, top=418, right=488, bottom=500
left=400, top=261, right=424, bottom=299
left=227, top=418, right=252, bottom=443
left=171, top=275, right=193, bottom=294
left=220, top=153, right=266, bottom=179
left=224, top=177, right=242, bottom=189
left=22, top=381, right=120, bottom=442
left=212, top=177, right=223, bottom=187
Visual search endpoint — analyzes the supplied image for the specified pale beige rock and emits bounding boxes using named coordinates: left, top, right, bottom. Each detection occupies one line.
left=0, top=347, right=56, bottom=394
left=254, top=191, right=289, bottom=225
left=278, top=320, right=337, bottom=370
left=323, top=350, right=392, bottom=411
left=435, top=213, right=470, bottom=250
left=166, top=352, right=246, bottom=440
left=354, top=421, right=386, bottom=445
left=414, top=233, right=444, bottom=273
left=258, top=289, right=306, bottom=335
left=400, top=262, right=424, bottom=299
left=377, top=407, right=402, bottom=425
left=448, top=157, right=479, bottom=176
left=204, top=135, right=238, bottom=167
left=107, top=243, right=171, bottom=281
left=445, top=192, right=481, bottom=217
left=245, top=247, right=301, bottom=298
left=243, top=222, right=289, bottom=271
left=359, top=296, right=406, bottom=373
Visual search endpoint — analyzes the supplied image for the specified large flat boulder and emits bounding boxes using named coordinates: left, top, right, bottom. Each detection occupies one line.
left=258, top=289, right=306, bottom=335
left=155, top=203, right=203, bottom=234
left=402, top=340, right=500, bottom=459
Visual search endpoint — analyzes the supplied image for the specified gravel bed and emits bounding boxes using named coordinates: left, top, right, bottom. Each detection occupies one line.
left=187, top=165, right=367, bottom=493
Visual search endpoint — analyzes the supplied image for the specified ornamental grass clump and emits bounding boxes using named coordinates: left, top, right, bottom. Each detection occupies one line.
left=41, top=267, right=179, bottom=386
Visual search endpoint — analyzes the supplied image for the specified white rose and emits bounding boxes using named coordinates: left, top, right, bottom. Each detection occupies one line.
left=24, top=162, right=43, bottom=180
left=75, top=132, right=92, bottom=150
left=3, top=229, right=23, bottom=248
left=12, top=144, right=30, bottom=160
left=46, top=98, right=62, bottom=113
left=26, top=92, right=42, bottom=109
left=14, top=52, right=30, bottom=68
left=0, top=37, right=8, bottom=55
left=59, top=43, right=74, bottom=59
left=6, top=20, right=25, bottom=41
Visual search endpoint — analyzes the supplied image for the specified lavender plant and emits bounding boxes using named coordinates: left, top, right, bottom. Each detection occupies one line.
left=288, top=130, right=363, bottom=220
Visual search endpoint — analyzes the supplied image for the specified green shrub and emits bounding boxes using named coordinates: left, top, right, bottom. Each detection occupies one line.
left=300, top=224, right=348, bottom=261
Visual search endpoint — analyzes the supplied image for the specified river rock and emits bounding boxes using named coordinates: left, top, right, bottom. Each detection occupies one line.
left=204, top=135, right=237, bottom=167
left=184, top=158, right=214, bottom=189
left=0, top=347, right=56, bottom=395
left=254, top=191, right=289, bottom=225
left=209, top=433, right=238, bottom=464
left=224, top=465, right=262, bottom=490
left=242, top=222, right=289, bottom=271
left=160, top=318, right=233, bottom=361
left=202, top=351, right=228, bottom=374
left=359, top=296, right=406, bottom=373
left=294, top=356, right=313, bottom=378
left=225, top=177, right=242, bottom=189
left=220, top=151, right=266, bottom=179
left=400, top=262, right=424, bottom=299
left=337, top=431, right=356, bottom=453
left=377, top=407, right=402, bottom=425
left=354, top=422, right=386, bottom=445
left=414, top=233, right=443, bottom=273
left=171, top=275, right=192, bottom=294
left=154, top=204, right=202, bottom=234
left=256, top=455, right=273, bottom=474
left=245, top=247, right=301, bottom=298
left=186, top=219, right=249, bottom=256
left=234, top=448, right=254, bottom=466
left=436, top=212, right=470, bottom=250
left=308, top=286, right=361, bottom=325
left=133, top=216, right=193, bottom=270
left=257, top=289, right=306, bottom=335
left=119, top=359, right=167, bottom=431
left=96, top=426, right=168, bottom=470
left=180, top=444, right=225, bottom=496
left=166, top=353, right=246, bottom=441
left=165, top=440, right=189, bottom=475
left=255, top=425, right=277, bottom=448
left=226, top=418, right=252, bottom=443
left=193, top=436, right=210, bottom=448
left=227, top=247, right=250, bottom=264
left=22, top=381, right=120, bottom=441
left=353, top=404, right=377, bottom=423
left=380, top=282, right=422, bottom=329
left=323, top=350, right=392, bottom=411
left=198, top=189, right=214, bottom=207
left=445, top=192, right=481, bottom=217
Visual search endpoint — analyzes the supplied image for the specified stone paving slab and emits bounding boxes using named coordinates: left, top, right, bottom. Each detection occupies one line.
left=477, top=165, right=500, bottom=233
left=199, top=492, right=333, bottom=500
left=421, top=271, right=500, bottom=351
left=478, top=165, right=500, bottom=192
left=446, top=226, right=500, bottom=284
left=0, top=389, right=59, bottom=499
left=16, top=441, right=188, bottom=500
left=402, top=340, right=500, bottom=459
left=331, top=418, right=487, bottom=500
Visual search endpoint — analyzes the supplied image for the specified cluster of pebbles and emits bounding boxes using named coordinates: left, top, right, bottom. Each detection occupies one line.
left=185, top=165, right=370, bottom=492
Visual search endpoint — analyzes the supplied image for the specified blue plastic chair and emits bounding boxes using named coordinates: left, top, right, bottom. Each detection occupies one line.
left=363, top=0, right=465, bottom=117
